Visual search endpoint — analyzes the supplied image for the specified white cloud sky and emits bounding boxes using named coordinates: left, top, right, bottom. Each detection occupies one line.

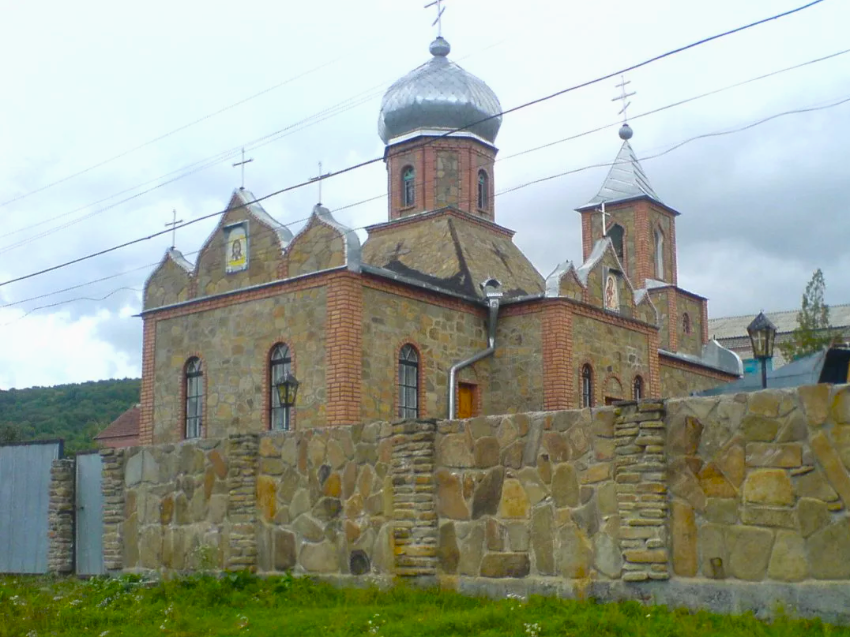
left=0, top=0, right=847, bottom=388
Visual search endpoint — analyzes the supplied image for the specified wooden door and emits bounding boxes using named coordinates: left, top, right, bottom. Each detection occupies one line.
left=457, top=383, right=475, bottom=419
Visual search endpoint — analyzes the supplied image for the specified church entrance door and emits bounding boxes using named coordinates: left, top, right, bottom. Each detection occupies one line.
left=457, top=383, right=475, bottom=419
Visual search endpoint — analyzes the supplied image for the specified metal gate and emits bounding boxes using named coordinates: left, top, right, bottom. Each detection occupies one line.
left=0, top=441, right=62, bottom=573
left=75, top=452, right=104, bottom=575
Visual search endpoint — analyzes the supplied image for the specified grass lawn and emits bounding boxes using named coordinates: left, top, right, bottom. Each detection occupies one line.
left=1, top=572, right=846, bottom=637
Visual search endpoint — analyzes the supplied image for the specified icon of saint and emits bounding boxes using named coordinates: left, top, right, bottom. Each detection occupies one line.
left=605, top=275, right=618, bottom=310
left=231, top=238, right=243, bottom=262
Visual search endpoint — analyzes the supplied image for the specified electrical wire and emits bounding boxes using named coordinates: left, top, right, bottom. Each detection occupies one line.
left=0, top=0, right=829, bottom=291
left=5, top=88, right=848, bottom=323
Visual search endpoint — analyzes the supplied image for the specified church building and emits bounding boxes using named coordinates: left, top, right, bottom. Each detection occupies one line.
left=139, top=35, right=741, bottom=446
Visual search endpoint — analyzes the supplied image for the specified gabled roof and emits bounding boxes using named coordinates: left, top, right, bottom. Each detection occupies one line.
left=709, top=304, right=850, bottom=340
left=232, top=187, right=294, bottom=248
left=95, top=405, right=140, bottom=441
left=577, top=140, right=664, bottom=211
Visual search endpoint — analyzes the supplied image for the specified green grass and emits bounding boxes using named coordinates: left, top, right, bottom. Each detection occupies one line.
left=1, top=572, right=845, bottom=637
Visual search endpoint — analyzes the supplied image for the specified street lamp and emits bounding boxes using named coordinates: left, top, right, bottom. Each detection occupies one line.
left=275, top=373, right=300, bottom=411
left=747, top=312, right=777, bottom=389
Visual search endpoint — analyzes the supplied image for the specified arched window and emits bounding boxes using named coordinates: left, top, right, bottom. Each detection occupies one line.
left=398, top=344, right=420, bottom=419
left=581, top=364, right=594, bottom=408
left=402, top=167, right=415, bottom=207
left=477, top=170, right=489, bottom=210
left=655, top=229, right=664, bottom=279
left=683, top=313, right=691, bottom=335
left=185, top=357, right=203, bottom=439
left=270, top=344, right=292, bottom=431
left=633, top=375, right=644, bottom=401
left=608, top=224, right=625, bottom=260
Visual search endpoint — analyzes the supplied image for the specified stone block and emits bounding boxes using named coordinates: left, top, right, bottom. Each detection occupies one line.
left=531, top=505, right=555, bottom=576
left=672, top=500, right=697, bottom=577
left=704, top=498, right=738, bottom=525
left=742, top=469, right=794, bottom=506
left=746, top=443, right=802, bottom=468
left=727, top=525, right=773, bottom=581
left=435, top=469, right=470, bottom=520
left=480, top=552, right=530, bottom=578
left=552, top=464, right=579, bottom=508
left=624, top=549, right=667, bottom=564
left=209, top=494, right=227, bottom=524
left=474, top=437, right=500, bottom=468
left=797, top=384, right=830, bottom=426
left=300, top=541, right=338, bottom=573
left=698, top=524, right=726, bottom=579
left=160, top=495, right=174, bottom=525
left=810, top=432, right=850, bottom=509
left=507, top=523, right=529, bottom=552
left=439, top=522, right=460, bottom=574
left=594, top=532, right=622, bottom=579
left=294, top=515, right=325, bottom=542
left=256, top=475, right=277, bottom=522
left=581, top=463, right=611, bottom=484
left=697, top=463, right=737, bottom=498
left=598, top=481, right=618, bottom=517
left=312, top=497, right=342, bottom=522
left=831, top=386, right=850, bottom=425
left=741, top=415, right=780, bottom=442
left=794, top=468, right=839, bottom=502
left=259, top=436, right=278, bottom=457
left=767, top=530, right=808, bottom=582
left=499, top=479, right=530, bottom=519
left=458, top=523, right=484, bottom=576
left=558, top=524, right=593, bottom=579
left=716, top=444, right=745, bottom=488
left=543, top=432, right=570, bottom=463
left=472, top=467, right=504, bottom=519
left=668, top=459, right=706, bottom=512
left=572, top=499, right=599, bottom=537
left=486, top=518, right=507, bottom=551
left=740, top=505, right=798, bottom=529
left=748, top=390, right=784, bottom=418
left=798, top=497, right=831, bottom=538
left=517, top=467, right=548, bottom=505
left=440, top=434, right=474, bottom=468
left=323, top=472, right=342, bottom=498
left=668, top=416, right=703, bottom=456
left=807, top=521, right=850, bottom=580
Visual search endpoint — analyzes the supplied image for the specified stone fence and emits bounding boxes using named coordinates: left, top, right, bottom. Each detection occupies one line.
left=80, top=383, right=850, bottom=622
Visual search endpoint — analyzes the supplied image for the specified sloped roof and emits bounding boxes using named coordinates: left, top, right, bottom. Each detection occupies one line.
left=708, top=304, right=850, bottom=340
left=579, top=140, right=662, bottom=209
left=362, top=208, right=544, bottom=300
left=94, top=405, right=140, bottom=441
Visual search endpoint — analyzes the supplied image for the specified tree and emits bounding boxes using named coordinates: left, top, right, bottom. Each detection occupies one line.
left=0, top=423, right=22, bottom=444
left=778, top=269, right=837, bottom=362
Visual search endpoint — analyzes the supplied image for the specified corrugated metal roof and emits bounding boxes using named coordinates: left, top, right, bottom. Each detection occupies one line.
left=708, top=304, right=850, bottom=340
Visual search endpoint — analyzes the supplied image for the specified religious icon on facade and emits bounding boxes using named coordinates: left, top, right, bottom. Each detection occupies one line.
left=224, top=222, right=248, bottom=273
left=604, top=273, right=619, bottom=311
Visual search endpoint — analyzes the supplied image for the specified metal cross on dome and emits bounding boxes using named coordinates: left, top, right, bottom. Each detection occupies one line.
left=612, top=75, right=636, bottom=123
left=425, top=0, right=446, bottom=38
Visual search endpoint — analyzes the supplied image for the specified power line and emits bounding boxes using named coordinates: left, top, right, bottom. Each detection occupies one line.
left=6, top=89, right=848, bottom=320
left=0, top=0, right=829, bottom=291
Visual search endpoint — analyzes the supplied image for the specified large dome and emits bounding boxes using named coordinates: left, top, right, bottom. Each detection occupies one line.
left=378, top=37, right=502, bottom=145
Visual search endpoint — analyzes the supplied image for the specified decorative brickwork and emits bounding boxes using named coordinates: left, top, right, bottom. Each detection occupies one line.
left=543, top=304, right=572, bottom=410
left=326, top=274, right=363, bottom=425
left=100, top=447, right=126, bottom=572
left=47, top=459, right=75, bottom=574
left=226, top=434, right=259, bottom=571
left=392, top=420, right=438, bottom=577
left=614, top=400, right=670, bottom=582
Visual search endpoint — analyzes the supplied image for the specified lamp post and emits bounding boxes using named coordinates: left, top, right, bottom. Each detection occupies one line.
left=275, top=373, right=300, bottom=430
left=747, top=312, right=777, bottom=389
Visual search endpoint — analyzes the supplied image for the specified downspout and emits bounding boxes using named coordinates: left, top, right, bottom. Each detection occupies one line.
left=448, top=279, right=503, bottom=419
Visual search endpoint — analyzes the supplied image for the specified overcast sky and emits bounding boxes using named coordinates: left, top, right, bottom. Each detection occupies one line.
left=0, top=0, right=846, bottom=389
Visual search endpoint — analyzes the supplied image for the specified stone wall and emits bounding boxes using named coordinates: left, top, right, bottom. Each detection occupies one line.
left=120, top=421, right=394, bottom=577
left=434, top=408, right=624, bottom=581
left=666, top=384, right=850, bottom=583
left=659, top=359, right=731, bottom=398
left=47, top=459, right=75, bottom=575
left=489, top=311, right=544, bottom=415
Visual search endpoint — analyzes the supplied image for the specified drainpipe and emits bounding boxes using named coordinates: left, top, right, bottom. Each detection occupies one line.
left=448, top=279, right=503, bottom=419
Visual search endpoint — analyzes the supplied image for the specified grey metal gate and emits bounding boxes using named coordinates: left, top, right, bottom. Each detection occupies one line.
left=75, top=452, right=104, bottom=575
left=0, top=441, right=62, bottom=573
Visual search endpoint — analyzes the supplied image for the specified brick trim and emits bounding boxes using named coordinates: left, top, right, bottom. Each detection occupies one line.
left=395, top=341, right=427, bottom=420
left=325, top=274, right=363, bottom=425
left=542, top=303, right=572, bottom=411
left=648, top=331, right=662, bottom=397
left=262, top=340, right=298, bottom=432
left=139, top=317, right=156, bottom=445
left=668, top=289, right=679, bottom=352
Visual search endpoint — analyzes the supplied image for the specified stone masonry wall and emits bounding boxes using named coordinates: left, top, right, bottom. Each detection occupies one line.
left=101, top=447, right=126, bottom=572
left=47, top=459, right=75, bottom=575
left=434, top=408, right=623, bottom=581
left=666, top=384, right=850, bottom=583
left=660, top=360, right=730, bottom=399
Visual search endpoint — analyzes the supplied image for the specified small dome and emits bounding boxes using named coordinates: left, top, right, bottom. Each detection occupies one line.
left=378, top=37, right=502, bottom=145
left=619, top=123, right=633, bottom=140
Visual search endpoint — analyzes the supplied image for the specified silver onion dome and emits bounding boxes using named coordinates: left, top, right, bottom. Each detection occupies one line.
left=378, top=37, right=502, bottom=145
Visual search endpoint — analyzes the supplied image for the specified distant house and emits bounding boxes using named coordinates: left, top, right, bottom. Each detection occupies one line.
left=709, top=305, right=850, bottom=371
left=94, top=405, right=140, bottom=449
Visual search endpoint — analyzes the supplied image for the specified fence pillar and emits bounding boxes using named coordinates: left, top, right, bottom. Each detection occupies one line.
left=226, top=434, right=259, bottom=571
left=100, top=448, right=126, bottom=572
left=391, top=420, right=437, bottom=578
left=615, top=400, right=670, bottom=582
left=47, top=459, right=76, bottom=574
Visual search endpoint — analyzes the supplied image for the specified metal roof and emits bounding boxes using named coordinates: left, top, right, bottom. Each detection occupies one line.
left=708, top=304, right=850, bottom=340
left=580, top=139, right=662, bottom=209
left=378, top=37, right=502, bottom=145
